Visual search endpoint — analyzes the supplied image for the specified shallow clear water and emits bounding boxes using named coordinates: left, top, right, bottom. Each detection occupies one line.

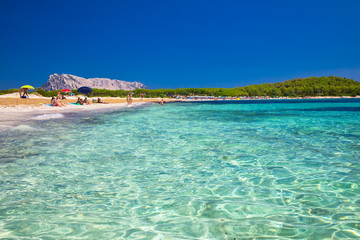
left=1, top=99, right=360, bottom=239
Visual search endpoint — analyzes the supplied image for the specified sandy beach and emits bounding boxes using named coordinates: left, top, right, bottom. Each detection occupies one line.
left=0, top=93, right=179, bottom=129
left=0, top=93, right=177, bottom=107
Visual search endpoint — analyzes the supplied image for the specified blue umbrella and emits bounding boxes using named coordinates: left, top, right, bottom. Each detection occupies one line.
left=77, top=86, right=92, bottom=94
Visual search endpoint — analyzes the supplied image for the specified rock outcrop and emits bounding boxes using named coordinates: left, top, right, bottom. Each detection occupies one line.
left=41, top=73, right=148, bottom=91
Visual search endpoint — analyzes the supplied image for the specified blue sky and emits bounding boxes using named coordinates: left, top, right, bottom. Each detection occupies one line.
left=0, top=0, right=359, bottom=89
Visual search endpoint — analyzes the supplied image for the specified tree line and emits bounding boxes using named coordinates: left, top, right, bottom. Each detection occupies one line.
left=1, top=76, right=360, bottom=97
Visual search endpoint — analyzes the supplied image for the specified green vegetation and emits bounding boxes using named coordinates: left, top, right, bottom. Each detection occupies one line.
left=247, top=76, right=360, bottom=97
left=85, top=76, right=360, bottom=97
left=34, top=88, right=61, bottom=97
left=0, top=89, right=19, bottom=95
left=1, top=76, right=359, bottom=97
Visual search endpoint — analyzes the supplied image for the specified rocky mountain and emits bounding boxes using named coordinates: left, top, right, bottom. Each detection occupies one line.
left=41, top=73, right=148, bottom=91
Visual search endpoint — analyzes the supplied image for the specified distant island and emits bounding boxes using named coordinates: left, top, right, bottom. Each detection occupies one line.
left=1, top=76, right=359, bottom=98
left=42, top=73, right=148, bottom=91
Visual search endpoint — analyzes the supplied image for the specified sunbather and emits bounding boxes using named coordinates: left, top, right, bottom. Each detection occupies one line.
left=51, top=97, right=60, bottom=106
left=76, top=97, right=84, bottom=105
left=84, top=97, right=91, bottom=105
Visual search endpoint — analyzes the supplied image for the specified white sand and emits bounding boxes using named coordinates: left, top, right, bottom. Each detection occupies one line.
left=0, top=102, right=126, bottom=113
left=0, top=102, right=151, bottom=130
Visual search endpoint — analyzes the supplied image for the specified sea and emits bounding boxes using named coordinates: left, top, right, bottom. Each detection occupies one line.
left=0, top=99, right=359, bottom=239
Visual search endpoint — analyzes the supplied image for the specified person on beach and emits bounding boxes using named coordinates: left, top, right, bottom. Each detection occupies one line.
left=59, top=98, right=66, bottom=106
left=55, top=91, right=66, bottom=106
left=76, top=97, right=84, bottom=105
left=51, top=97, right=58, bottom=106
left=51, top=97, right=64, bottom=107
left=126, top=94, right=133, bottom=105
left=97, top=98, right=108, bottom=103
left=19, top=88, right=29, bottom=98
left=83, top=97, right=91, bottom=105
left=159, top=99, right=164, bottom=105
left=95, top=98, right=108, bottom=104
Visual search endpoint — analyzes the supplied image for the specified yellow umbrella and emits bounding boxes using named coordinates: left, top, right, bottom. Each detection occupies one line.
left=20, top=85, right=35, bottom=89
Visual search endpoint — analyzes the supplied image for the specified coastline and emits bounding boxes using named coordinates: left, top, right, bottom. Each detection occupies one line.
left=0, top=96, right=177, bottom=129
left=1, top=94, right=359, bottom=130
left=1, top=94, right=359, bottom=108
left=0, top=95, right=177, bottom=108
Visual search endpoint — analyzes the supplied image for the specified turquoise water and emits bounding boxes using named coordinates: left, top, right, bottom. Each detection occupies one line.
left=0, top=99, right=360, bottom=239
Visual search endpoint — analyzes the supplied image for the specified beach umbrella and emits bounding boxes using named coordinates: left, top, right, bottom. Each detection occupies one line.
left=20, top=85, right=34, bottom=89
left=61, top=89, right=71, bottom=92
left=77, top=86, right=92, bottom=94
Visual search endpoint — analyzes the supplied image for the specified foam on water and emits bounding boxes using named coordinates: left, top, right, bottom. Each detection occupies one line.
left=12, top=124, right=35, bottom=131
left=30, top=113, right=65, bottom=120
left=0, top=99, right=359, bottom=239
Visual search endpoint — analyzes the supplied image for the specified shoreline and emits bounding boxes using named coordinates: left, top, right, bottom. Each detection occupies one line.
left=1, top=94, right=359, bottom=108
left=0, top=95, right=359, bottom=112
left=0, top=95, right=177, bottom=109
left=0, top=97, right=176, bottom=130
left=1, top=95, right=359, bottom=130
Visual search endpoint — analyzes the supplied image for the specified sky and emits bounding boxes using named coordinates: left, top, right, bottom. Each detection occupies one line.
left=0, top=0, right=359, bottom=89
